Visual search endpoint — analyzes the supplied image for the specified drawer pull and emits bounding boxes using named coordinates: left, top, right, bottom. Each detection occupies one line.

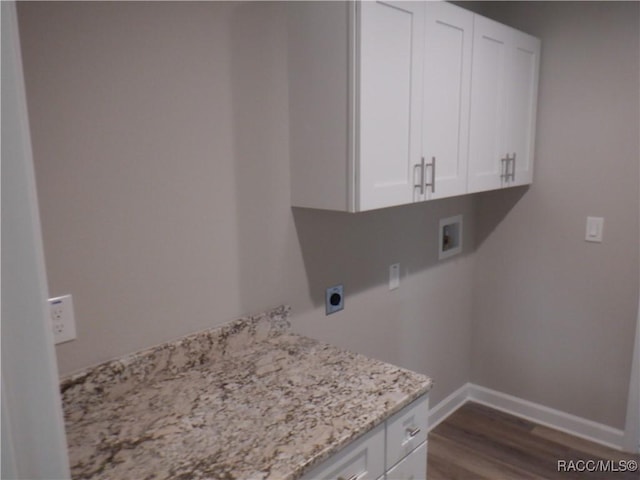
left=337, top=475, right=359, bottom=480
left=406, top=426, right=421, bottom=438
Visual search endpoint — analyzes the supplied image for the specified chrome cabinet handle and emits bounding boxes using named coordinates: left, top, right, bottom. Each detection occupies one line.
left=429, top=156, right=436, bottom=193
left=501, top=156, right=509, bottom=181
left=425, top=156, right=436, bottom=193
left=338, top=475, right=359, bottom=480
left=406, top=426, right=421, bottom=438
left=414, top=157, right=426, bottom=195
left=509, top=152, right=516, bottom=181
left=501, top=153, right=516, bottom=182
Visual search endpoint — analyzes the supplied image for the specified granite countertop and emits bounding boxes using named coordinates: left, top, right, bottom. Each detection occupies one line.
left=61, top=305, right=433, bottom=480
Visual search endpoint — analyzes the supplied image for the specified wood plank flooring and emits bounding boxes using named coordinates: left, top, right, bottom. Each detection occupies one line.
left=428, top=402, right=640, bottom=480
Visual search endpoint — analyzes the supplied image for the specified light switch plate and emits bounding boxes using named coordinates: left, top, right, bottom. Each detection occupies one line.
left=585, top=216, right=604, bottom=243
left=389, top=263, right=400, bottom=290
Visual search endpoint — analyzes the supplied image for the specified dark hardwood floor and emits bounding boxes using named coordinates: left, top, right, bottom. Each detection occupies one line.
left=428, top=402, right=640, bottom=480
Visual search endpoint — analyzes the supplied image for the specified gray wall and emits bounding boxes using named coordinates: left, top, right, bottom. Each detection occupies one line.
left=17, top=1, right=476, bottom=407
left=470, top=1, right=639, bottom=430
left=17, top=1, right=639, bottom=430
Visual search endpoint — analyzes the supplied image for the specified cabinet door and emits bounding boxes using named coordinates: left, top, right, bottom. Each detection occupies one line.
left=386, top=441, right=427, bottom=480
left=467, top=15, right=510, bottom=194
left=422, top=2, right=473, bottom=200
left=358, top=1, right=424, bottom=211
left=386, top=395, right=428, bottom=469
left=505, top=29, right=540, bottom=187
left=301, top=424, right=385, bottom=480
left=288, top=1, right=353, bottom=211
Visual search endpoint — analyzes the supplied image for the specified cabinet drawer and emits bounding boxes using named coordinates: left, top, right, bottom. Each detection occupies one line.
left=385, top=395, right=429, bottom=469
left=385, top=441, right=427, bottom=480
left=301, top=423, right=385, bottom=480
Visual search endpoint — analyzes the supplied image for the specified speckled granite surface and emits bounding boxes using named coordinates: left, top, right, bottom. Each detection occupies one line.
left=61, top=305, right=433, bottom=480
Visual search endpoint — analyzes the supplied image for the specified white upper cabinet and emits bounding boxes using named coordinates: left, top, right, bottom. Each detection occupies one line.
left=422, top=2, right=473, bottom=200
left=359, top=1, right=425, bottom=210
left=288, top=1, right=354, bottom=212
left=468, top=15, right=540, bottom=193
left=467, top=16, right=509, bottom=193
left=506, top=30, right=540, bottom=187
left=288, top=1, right=540, bottom=212
left=289, top=1, right=424, bottom=212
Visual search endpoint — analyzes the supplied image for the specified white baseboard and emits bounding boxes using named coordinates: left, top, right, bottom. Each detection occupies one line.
left=428, top=383, right=471, bottom=431
left=428, top=383, right=627, bottom=451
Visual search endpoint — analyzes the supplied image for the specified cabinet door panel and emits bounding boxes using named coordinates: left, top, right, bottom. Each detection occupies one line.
left=422, top=2, right=472, bottom=199
left=301, top=424, right=385, bottom=480
left=386, top=395, right=428, bottom=469
left=467, top=16, right=509, bottom=193
left=359, top=1, right=423, bottom=210
left=288, top=2, right=354, bottom=211
left=506, top=30, right=540, bottom=187
left=386, top=441, right=427, bottom=480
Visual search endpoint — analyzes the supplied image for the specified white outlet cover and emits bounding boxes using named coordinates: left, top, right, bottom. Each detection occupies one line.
left=585, top=216, right=604, bottom=243
left=49, top=294, right=77, bottom=344
left=389, top=263, right=400, bottom=290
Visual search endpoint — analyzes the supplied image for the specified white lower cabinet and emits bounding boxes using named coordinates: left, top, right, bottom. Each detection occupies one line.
left=386, top=442, right=427, bottom=480
left=302, top=394, right=429, bottom=480
left=301, top=423, right=385, bottom=480
left=386, top=395, right=429, bottom=468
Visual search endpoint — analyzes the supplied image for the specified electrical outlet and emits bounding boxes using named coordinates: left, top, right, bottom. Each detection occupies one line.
left=49, top=294, right=77, bottom=344
left=325, top=284, right=344, bottom=315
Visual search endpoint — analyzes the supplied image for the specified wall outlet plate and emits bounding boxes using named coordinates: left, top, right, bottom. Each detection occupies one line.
left=325, top=284, right=344, bottom=315
left=389, top=263, right=400, bottom=290
left=585, top=216, right=604, bottom=243
left=49, top=294, right=77, bottom=344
